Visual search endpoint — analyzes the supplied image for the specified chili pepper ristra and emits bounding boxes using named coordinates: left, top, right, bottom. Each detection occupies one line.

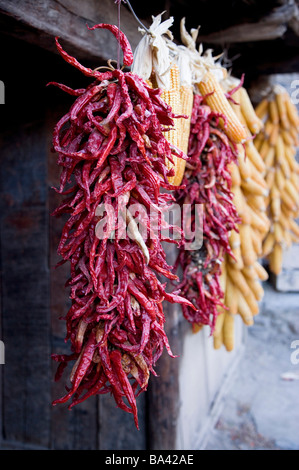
left=174, top=93, right=240, bottom=333
left=49, top=23, right=194, bottom=429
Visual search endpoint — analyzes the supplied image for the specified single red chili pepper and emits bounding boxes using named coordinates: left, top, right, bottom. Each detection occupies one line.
left=110, top=349, right=139, bottom=428
left=87, top=23, right=134, bottom=67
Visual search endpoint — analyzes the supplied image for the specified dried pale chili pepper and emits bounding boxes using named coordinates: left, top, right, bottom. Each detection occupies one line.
left=174, top=93, right=240, bottom=332
left=50, top=23, right=194, bottom=429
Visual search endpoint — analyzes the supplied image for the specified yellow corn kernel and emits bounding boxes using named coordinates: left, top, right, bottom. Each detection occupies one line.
left=237, top=143, right=251, bottom=180
left=285, top=179, right=299, bottom=205
left=281, top=188, right=297, bottom=212
left=271, top=193, right=281, bottom=221
left=236, top=289, right=254, bottom=326
left=145, top=79, right=153, bottom=89
left=223, top=312, right=235, bottom=352
left=283, top=144, right=297, bottom=170
left=264, top=146, right=275, bottom=168
left=227, top=263, right=250, bottom=298
left=180, top=85, right=194, bottom=153
left=268, top=242, right=283, bottom=275
left=213, top=311, right=224, bottom=349
left=229, top=248, right=244, bottom=270
left=279, top=210, right=291, bottom=230
left=269, top=99, right=279, bottom=124
left=264, top=119, right=274, bottom=139
left=281, top=128, right=295, bottom=146
left=280, top=154, right=291, bottom=180
left=284, top=93, right=299, bottom=129
left=290, top=172, right=299, bottom=190
left=247, top=162, right=268, bottom=190
left=225, top=276, right=239, bottom=315
left=254, top=261, right=269, bottom=281
left=241, top=177, right=269, bottom=197
left=284, top=227, right=293, bottom=248
left=275, top=166, right=285, bottom=190
left=245, top=140, right=266, bottom=173
left=275, top=134, right=285, bottom=165
left=244, top=283, right=260, bottom=316
left=289, top=218, right=299, bottom=237
left=231, top=185, right=246, bottom=216
left=290, top=231, right=299, bottom=243
left=289, top=125, right=299, bottom=146
left=229, top=162, right=241, bottom=187
left=255, top=98, right=269, bottom=120
left=239, top=86, right=264, bottom=135
left=242, top=264, right=256, bottom=280
left=262, top=231, right=275, bottom=257
left=259, top=139, right=270, bottom=160
left=245, top=193, right=267, bottom=213
left=265, top=168, right=275, bottom=188
left=197, top=72, right=247, bottom=144
left=168, top=84, right=194, bottom=186
left=254, top=133, right=264, bottom=152
left=273, top=221, right=284, bottom=243
left=247, top=277, right=264, bottom=301
left=275, top=92, right=290, bottom=131
left=192, top=323, right=203, bottom=333
left=239, top=223, right=257, bottom=266
left=161, top=65, right=181, bottom=147
left=269, top=123, right=279, bottom=147
left=161, top=64, right=183, bottom=185
left=247, top=204, right=269, bottom=233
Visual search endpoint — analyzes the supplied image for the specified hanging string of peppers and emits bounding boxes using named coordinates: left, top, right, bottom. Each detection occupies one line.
left=170, top=21, right=248, bottom=336
left=174, top=91, right=240, bottom=333
left=49, top=23, right=194, bottom=429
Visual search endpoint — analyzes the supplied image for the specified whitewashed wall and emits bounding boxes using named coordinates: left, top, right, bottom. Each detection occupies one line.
left=176, top=315, right=246, bottom=450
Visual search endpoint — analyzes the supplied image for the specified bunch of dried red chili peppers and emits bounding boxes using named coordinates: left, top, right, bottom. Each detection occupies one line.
left=174, top=94, right=240, bottom=332
left=50, top=24, right=194, bottom=429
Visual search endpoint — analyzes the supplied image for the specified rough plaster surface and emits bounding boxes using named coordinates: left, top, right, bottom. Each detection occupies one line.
left=203, top=282, right=299, bottom=450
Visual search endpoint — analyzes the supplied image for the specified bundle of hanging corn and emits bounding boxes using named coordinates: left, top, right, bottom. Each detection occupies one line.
left=131, top=13, right=194, bottom=187
left=170, top=20, right=250, bottom=334
left=253, top=85, right=299, bottom=275
left=133, top=16, right=245, bottom=334
left=211, top=78, right=271, bottom=351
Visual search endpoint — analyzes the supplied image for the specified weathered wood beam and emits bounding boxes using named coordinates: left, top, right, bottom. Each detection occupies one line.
left=196, top=1, right=299, bottom=44
left=0, top=0, right=148, bottom=64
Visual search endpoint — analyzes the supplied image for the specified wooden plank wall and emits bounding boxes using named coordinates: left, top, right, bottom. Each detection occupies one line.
left=0, top=0, right=146, bottom=64
left=0, top=34, right=147, bottom=450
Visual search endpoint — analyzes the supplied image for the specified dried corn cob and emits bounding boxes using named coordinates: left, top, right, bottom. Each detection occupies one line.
left=131, top=13, right=193, bottom=186
left=197, top=72, right=247, bottom=144
left=238, top=86, right=264, bottom=135
left=161, top=62, right=184, bottom=183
